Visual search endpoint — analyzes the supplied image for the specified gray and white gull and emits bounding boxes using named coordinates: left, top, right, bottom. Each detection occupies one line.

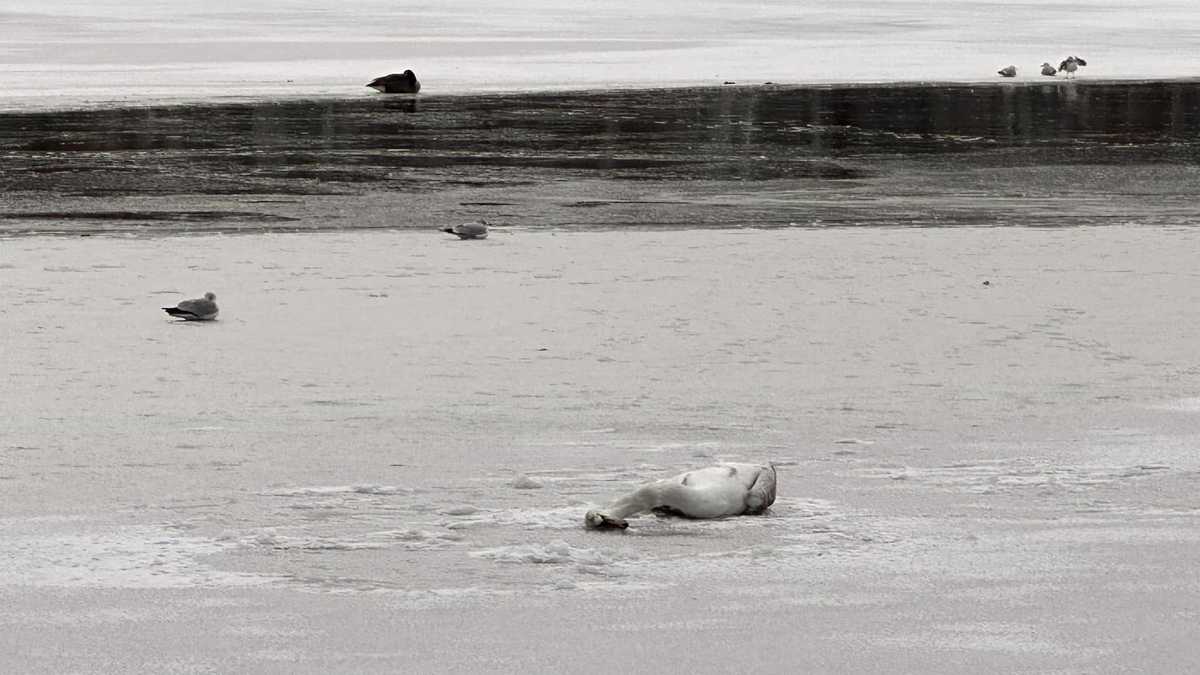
left=1058, top=56, right=1088, bottom=78
left=162, top=292, right=218, bottom=321
left=442, top=220, right=489, bottom=240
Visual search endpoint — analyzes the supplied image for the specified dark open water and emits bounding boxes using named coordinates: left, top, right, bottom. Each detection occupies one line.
left=2, top=81, right=1199, bottom=234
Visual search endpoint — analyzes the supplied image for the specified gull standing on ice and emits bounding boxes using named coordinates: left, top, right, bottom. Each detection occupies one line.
left=1041, top=63, right=1058, bottom=77
left=442, top=220, right=489, bottom=240
left=584, top=462, right=777, bottom=530
left=1058, top=56, right=1087, bottom=78
left=162, top=292, right=219, bottom=321
left=997, top=65, right=1017, bottom=78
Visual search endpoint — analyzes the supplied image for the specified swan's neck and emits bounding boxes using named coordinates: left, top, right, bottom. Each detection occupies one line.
left=602, top=484, right=663, bottom=520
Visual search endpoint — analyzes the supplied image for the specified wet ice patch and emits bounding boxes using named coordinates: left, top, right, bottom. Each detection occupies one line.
left=235, top=531, right=389, bottom=552
left=350, top=484, right=411, bottom=495
left=472, top=540, right=623, bottom=570
left=875, top=459, right=1175, bottom=494
left=511, top=474, right=544, bottom=489
left=1154, top=397, right=1200, bottom=413
left=444, top=505, right=585, bottom=531
left=231, top=524, right=466, bottom=553
left=876, top=621, right=1072, bottom=656
left=833, top=438, right=875, bottom=445
left=1, top=522, right=272, bottom=589
left=386, top=528, right=466, bottom=543
left=263, top=484, right=412, bottom=497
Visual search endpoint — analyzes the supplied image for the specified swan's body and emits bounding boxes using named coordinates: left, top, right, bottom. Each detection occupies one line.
left=162, top=292, right=218, bottom=321
left=366, top=70, right=421, bottom=94
left=997, top=65, right=1017, bottom=78
left=1040, top=62, right=1057, bottom=77
left=442, top=220, right=489, bottom=239
left=585, top=462, right=777, bottom=530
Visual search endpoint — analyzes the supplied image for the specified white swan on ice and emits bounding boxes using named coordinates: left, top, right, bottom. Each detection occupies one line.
left=584, top=462, right=777, bottom=530
left=162, top=292, right=218, bottom=321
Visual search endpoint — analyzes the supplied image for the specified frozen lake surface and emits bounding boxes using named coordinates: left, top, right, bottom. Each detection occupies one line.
left=3, top=78, right=1200, bottom=673
left=4, top=225, right=1200, bottom=672
left=3, top=0, right=1200, bottom=110
left=3, top=4, right=1200, bottom=669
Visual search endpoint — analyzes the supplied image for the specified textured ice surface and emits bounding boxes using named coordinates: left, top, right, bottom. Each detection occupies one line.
left=5, top=228, right=1200, bottom=671
left=0, top=519, right=273, bottom=589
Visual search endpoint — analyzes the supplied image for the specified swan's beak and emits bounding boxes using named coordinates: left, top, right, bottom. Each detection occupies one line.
left=585, top=511, right=628, bottom=530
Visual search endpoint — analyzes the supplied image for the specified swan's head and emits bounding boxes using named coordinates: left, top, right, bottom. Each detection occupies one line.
left=204, top=292, right=216, bottom=301
left=584, top=510, right=629, bottom=530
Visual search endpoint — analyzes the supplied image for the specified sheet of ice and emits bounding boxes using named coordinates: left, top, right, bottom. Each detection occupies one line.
left=2, top=0, right=1199, bottom=110
left=0, top=518, right=274, bottom=589
left=4, top=228, right=1200, bottom=672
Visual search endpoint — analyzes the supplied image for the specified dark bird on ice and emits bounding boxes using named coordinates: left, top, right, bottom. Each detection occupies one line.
left=997, top=65, right=1017, bottom=78
left=1040, top=62, right=1057, bottom=77
left=1058, top=56, right=1087, bottom=78
left=366, top=70, right=421, bottom=93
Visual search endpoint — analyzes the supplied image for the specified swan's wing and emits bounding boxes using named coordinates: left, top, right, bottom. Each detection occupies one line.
left=656, top=465, right=750, bottom=518
left=743, top=464, right=777, bottom=514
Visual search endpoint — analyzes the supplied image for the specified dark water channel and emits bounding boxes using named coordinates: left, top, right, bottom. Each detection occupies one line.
left=2, top=81, right=1198, bottom=234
